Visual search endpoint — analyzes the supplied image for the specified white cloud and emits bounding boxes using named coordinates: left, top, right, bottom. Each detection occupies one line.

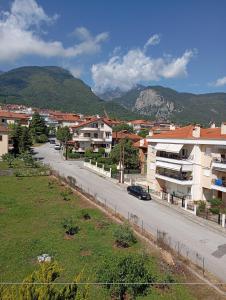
left=143, top=34, right=160, bottom=51
left=213, top=76, right=226, bottom=87
left=92, top=37, right=195, bottom=93
left=0, top=0, right=108, bottom=62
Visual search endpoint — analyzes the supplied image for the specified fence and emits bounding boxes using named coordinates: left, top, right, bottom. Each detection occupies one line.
left=50, top=169, right=206, bottom=275
left=84, top=160, right=111, bottom=178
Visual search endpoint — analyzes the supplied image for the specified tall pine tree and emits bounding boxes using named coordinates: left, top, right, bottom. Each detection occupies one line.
left=29, top=112, right=47, bottom=143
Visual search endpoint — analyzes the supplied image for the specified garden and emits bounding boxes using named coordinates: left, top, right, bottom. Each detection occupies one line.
left=0, top=175, right=221, bottom=299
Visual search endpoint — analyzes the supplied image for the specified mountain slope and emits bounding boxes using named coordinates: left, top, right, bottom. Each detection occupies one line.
left=0, top=66, right=139, bottom=119
left=112, top=85, right=226, bottom=124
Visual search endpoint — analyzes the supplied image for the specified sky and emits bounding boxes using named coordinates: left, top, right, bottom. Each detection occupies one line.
left=0, top=0, right=226, bottom=94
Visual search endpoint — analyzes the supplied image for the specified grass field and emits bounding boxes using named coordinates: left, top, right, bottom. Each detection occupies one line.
left=0, top=175, right=223, bottom=299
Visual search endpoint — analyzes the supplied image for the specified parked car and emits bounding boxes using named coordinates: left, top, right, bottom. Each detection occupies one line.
left=127, top=185, right=151, bottom=200
left=54, top=144, right=61, bottom=150
left=49, top=139, right=55, bottom=144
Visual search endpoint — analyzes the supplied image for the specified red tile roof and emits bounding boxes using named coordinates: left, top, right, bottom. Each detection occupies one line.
left=50, top=113, right=81, bottom=122
left=112, top=131, right=141, bottom=141
left=70, top=117, right=112, bottom=129
left=0, top=110, right=29, bottom=120
left=150, top=125, right=226, bottom=140
left=133, top=139, right=148, bottom=148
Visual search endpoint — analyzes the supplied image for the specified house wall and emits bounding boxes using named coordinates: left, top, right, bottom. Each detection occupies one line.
left=0, top=133, right=8, bottom=156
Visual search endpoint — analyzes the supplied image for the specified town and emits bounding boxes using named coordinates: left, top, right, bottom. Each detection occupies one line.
left=1, top=0, right=226, bottom=299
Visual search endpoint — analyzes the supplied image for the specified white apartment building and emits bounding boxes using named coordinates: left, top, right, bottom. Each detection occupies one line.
left=147, top=123, right=226, bottom=203
left=70, top=117, right=112, bottom=154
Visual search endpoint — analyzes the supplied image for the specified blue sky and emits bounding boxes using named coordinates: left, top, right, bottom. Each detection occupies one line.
left=0, top=0, right=226, bottom=94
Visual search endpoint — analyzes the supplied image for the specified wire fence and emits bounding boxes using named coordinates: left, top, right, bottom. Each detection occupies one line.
left=50, top=169, right=206, bottom=276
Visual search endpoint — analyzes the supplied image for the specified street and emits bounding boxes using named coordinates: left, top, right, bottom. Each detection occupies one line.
left=36, top=143, right=226, bottom=282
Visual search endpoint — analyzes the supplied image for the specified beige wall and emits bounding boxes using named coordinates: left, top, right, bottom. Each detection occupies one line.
left=0, top=133, right=9, bottom=156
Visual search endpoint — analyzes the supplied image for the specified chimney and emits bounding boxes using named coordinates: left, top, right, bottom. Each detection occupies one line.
left=221, top=122, right=226, bottom=134
left=149, top=129, right=153, bottom=136
left=210, top=121, right=216, bottom=128
left=192, top=124, right=200, bottom=138
left=170, top=123, right=176, bottom=131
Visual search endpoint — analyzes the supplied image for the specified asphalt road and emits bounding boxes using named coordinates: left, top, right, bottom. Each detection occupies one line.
left=35, top=144, right=226, bottom=282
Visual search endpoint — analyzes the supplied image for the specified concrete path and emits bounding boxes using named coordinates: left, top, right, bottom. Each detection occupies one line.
left=35, top=144, right=226, bottom=282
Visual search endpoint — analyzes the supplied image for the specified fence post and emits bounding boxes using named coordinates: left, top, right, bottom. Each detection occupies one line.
left=167, top=193, right=170, bottom=203
left=221, top=214, right=225, bottom=228
left=194, top=204, right=197, bottom=215
left=110, top=168, right=112, bottom=177
left=96, top=162, right=98, bottom=167
left=185, top=199, right=188, bottom=210
left=89, top=159, right=91, bottom=164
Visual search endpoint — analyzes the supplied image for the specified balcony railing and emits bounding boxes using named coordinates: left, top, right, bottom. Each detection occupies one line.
left=157, top=152, right=193, bottom=161
left=156, top=170, right=193, bottom=181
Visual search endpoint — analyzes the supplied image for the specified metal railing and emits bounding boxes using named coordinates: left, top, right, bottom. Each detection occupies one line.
left=156, top=170, right=193, bottom=181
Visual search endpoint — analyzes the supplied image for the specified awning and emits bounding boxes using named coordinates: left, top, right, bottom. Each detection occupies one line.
left=156, top=160, right=181, bottom=171
left=155, top=143, right=183, bottom=153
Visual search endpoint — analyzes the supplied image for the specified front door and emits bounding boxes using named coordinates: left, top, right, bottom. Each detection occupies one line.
left=218, top=191, right=223, bottom=200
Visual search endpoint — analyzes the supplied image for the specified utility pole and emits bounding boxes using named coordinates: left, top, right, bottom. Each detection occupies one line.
left=118, top=141, right=125, bottom=183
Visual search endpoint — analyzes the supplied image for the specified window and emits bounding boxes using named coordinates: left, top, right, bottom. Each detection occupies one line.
left=94, top=133, right=98, bottom=138
left=0, top=135, right=2, bottom=141
left=106, top=132, right=111, bottom=138
left=100, top=123, right=104, bottom=128
left=84, top=133, right=90, bottom=137
left=92, top=123, right=98, bottom=128
left=1, top=119, right=5, bottom=123
left=181, top=148, right=188, bottom=157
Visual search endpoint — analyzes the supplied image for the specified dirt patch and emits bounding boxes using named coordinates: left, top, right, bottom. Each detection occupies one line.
left=95, top=220, right=110, bottom=229
left=63, top=234, right=74, bottom=240
left=80, top=250, right=92, bottom=256
left=0, top=207, right=6, bottom=213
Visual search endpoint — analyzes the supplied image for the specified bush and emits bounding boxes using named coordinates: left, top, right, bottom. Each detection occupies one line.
left=2, top=153, right=15, bottom=168
left=62, top=217, right=80, bottom=235
left=113, top=222, right=137, bottom=248
left=97, top=162, right=103, bottom=168
left=84, top=157, right=90, bottom=162
left=68, top=152, right=81, bottom=159
left=97, top=253, right=154, bottom=299
left=197, top=201, right=206, bottom=213
left=210, top=207, right=220, bottom=215
left=37, top=134, right=48, bottom=143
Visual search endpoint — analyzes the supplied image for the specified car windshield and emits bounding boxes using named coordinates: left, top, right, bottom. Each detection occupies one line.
left=135, top=186, right=145, bottom=192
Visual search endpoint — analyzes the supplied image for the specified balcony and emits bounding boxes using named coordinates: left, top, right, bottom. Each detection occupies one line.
left=80, top=127, right=99, bottom=131
left=212, top=157, right=226, bottom=171
left=156, top=169, right=193, bottom=185
left=73, top=136, right=91, bottom=142
left=211, top=178, right=226, bottom=192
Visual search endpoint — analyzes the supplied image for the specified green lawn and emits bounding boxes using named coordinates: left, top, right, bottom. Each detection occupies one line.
left=0, top=176, right=221, bottom=299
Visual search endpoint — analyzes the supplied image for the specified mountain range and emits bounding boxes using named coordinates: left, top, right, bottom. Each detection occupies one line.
left=0, top=66, right=226, bottom=124
left=104, top=85, right=226, bottom=125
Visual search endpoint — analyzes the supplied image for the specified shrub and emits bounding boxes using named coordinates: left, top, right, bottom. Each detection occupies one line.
left=197, top=201, right=206, bottom=213
left=97, top=253, right=154, bottom=299
left=60, top=189, right=72, bottom=201
left=37, top=134, right=48, bottom=143
left=113, top=222, right=137, bottom=248
left=68, top=152, right=80, bottom=159
left=62, top=217, right=80, bottom=235
left=2, top=153, right=15, bottom=168
left=210, top=207, right=220, bottom=215
left=97, top=162, right=103, bottom=168
left=84, top=157, right=90, bottom=162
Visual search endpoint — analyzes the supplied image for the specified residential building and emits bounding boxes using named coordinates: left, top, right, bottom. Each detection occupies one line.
left=134, top=139, right=148, bottom=175
left=127, top=120, right=154, bottom=133
left=70, top=117, right=112, bottom=154
left=112, top=131, right=141, bottom=147
left=147, top=123, right=226, bottom=203
left=49, top=112, right=82, bottom=127
left=0, top=126, right=10, bottom=157
left=0, top=110, right=30, bottom=126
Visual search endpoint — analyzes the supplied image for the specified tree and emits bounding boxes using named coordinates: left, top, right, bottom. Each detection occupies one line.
left=10, top=125, right=32, bottom=154
left=2, top=153, right=15, bottom=168
left=113, top=124, right=134, bottom=133
left=19, top=261, right=78, bottom=300
left=29, top=112, right=47, bottom=143
left=56, top=127, right=72, bottom=144
left=97, top=253, right=154, bottom=300
left=138, top=128, right=149, bottom=138
left=110, top=139, right=139, bottom=169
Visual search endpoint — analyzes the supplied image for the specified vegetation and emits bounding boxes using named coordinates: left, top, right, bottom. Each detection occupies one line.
left=113, top=222, right=137, bottom=248
left=29, top=112, right=48, bottom=143
left=110, top=139, right=139, bottom=169
left=97, top=253, right=154, bottom=300
left=0, top=175, right=221, bottom=299
left=113, top=123, right=134, bottom=133
left=56, top=126, right=72, bottom=144
left=138, top=128, right=149, bottom=138
left=0, top=66, right=140, bottom=120
left=10, top=124, right=32, bottom=154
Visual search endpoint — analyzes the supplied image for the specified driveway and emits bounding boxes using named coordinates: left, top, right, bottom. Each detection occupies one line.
left=35, top=144, right=226, bottom=282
